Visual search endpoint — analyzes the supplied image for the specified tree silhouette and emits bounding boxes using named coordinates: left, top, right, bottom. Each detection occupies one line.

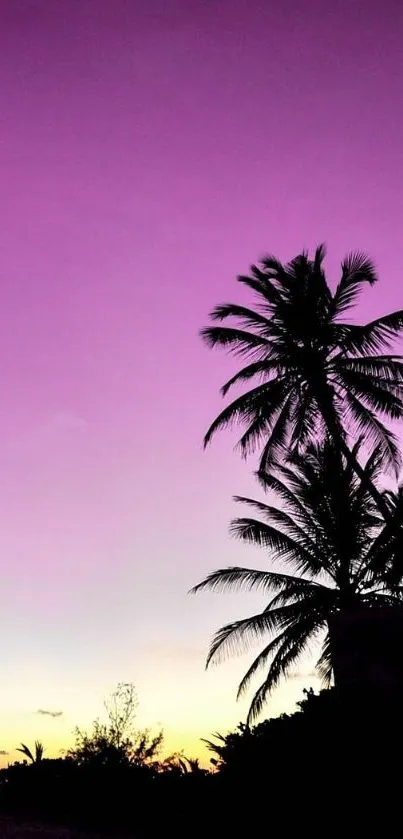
left=16, top=741, right=45, bottom=764
left=203, top=688, right=343, bottom=775
left=201, top=246, right=403, bottom=516
left=67, top=682, right=162, bottom=767
left=160, top=753, right=207, bottom=775
left=192, top=439, right=403, bottom=722
left=103, top=682, right=138, bottom=749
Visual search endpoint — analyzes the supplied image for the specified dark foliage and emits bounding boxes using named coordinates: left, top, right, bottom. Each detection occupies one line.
left=0, top=756, right=214, bottom=837
left=204, top=683, right=403, bottom=820
left=0, top=684, right=212, bottom=836
left=0, top=689, right=400, bottom=836
left=67, top=683, right=163, bottom=769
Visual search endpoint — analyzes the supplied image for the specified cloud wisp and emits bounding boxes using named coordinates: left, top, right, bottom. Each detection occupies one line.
left=36, top=709, right=63, bottom=718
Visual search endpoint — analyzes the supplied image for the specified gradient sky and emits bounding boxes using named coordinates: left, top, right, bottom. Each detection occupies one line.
left=0, top=0, right=402, bottom=765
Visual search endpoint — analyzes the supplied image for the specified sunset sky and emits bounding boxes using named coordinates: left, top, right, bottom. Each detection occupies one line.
left=0, top=0, right=402, bottom=765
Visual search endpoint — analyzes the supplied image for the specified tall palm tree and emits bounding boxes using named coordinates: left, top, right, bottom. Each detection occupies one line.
left=191, top=441, right=403, bottom=723
left=201, top=246, right=403, bottom=517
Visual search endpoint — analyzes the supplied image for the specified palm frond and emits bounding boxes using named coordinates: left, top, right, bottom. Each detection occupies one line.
left=332, top=252, right=378, bottom=317
left=339, top=368, right=403, bottom=419
left=232, top=498, right=324, bottom=565
left=315, top=632, right=333, bottom=687
left=259, top=254, right=290, bottom=278
left=221, top=359, right=279, bottom=396
left=200, top=326, right=272, bottom=359
left=205, top=605, right=295, bottom=667
left=201, top=731, right=228, bottom=761
left=247, top=621, right=324, bottom=724
left=16, top=743, right=34, bottom=763
left=313, top=243, right=327, bottom=271
left=254, top=392, right=296, bottom=469
left=339, top=311, right=403, bottom=355
left=190, top=566, right=326, bottom=597
left=343, top=390, right=401, bottom=474
left=209, top=302, right=273, bottom=333
left=364, top=494, right=403, bottom=582
left=35, top=741, right=45, bottom=761
left=230, top=517, right=321, bottom=576
left=234, top=412, right=273, bottom=458
left=256, top=469, right=330, bottom=554
left=236, top=631, right=289, bottom=699
left=236, top=271, right=284, bottom=310
left=203, top=378, right=287, bottom=449
left=336, top=355, right=403, bottom=382
left=289, top=393, right=322, bottom=451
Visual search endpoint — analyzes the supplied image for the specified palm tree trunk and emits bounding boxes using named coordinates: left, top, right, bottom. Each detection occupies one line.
left=336, top=432, right=391, bottom=520
left=329, top=607, right=403, bottom=697
left=319, top=390, right=392, bottom=523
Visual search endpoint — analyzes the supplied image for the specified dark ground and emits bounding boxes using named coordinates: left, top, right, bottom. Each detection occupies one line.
left=0, top=820, right=140, bottom=839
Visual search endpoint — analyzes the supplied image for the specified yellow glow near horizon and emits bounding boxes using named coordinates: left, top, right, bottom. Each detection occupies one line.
left=0, top=663, right=321, bottom=770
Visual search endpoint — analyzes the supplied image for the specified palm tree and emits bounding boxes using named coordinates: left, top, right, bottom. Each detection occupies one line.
left=16, top=740, right=45, bottom=763
left=191, top=441, right=403, bottom=723
left=201, top=246, right=403, bottom=517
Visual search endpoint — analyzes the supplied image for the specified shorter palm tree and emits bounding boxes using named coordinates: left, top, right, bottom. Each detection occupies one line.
left=191, top=440, right=403, bottom=723
left=16, top=740, right=45, bottom=763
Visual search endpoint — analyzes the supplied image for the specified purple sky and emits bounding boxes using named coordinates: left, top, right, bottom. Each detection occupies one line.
left=0, top=0, right=402, bottom=762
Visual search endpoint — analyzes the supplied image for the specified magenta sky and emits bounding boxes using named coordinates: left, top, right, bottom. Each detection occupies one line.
left=0, top=0, right=402, bottom=762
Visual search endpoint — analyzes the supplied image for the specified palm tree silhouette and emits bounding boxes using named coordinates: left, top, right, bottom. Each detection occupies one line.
left=201, top=246, right=403, bottom=516
left=191, top=440, right=403, bottom=723
left=16, top=740, right=45, bottom=763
